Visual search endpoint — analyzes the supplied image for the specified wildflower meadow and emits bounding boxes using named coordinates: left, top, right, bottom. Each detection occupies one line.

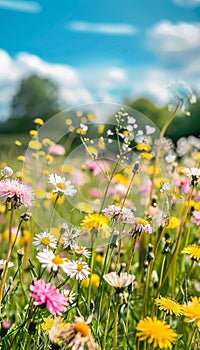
left=0, top=86, right=200, bottom=350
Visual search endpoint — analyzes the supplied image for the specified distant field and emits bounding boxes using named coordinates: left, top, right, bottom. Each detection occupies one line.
left=0, top=133, right=30, bottom=146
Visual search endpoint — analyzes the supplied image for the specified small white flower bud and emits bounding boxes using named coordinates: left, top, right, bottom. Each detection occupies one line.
left=1, top=166, right=13, bottom=178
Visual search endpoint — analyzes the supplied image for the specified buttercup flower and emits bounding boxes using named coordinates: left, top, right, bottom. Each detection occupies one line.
left=33, top=232, right=57, bottom=251
left=0, top=179, right=34, bottom=208
left=82, top=274, right=100, bottom=289
left=103, top=272, right=135, bottom=289
left=30, top=279, right=68, bottom=315
left=136, top=316, right=177, bottom=349
left=155, top=296, right=183, bottom=316
left=48, top=173, right=77, bottom=196
left=65, top=260, right=90, bottom=280
left=36, top=249, right=69, bottom=273
left=182, top=297, right=200, bottom=327
left=181, top=244, right=200, bottom=262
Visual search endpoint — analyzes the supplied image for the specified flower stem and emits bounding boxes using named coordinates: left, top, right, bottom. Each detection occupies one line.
left=113, top=303, right=120, bottom=350
left=0, top=205, right=14, bottom=309
left=187, top=326, right=196, bottom=350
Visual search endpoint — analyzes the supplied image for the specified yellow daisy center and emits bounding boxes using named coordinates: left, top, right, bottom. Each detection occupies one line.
left=74, top=322, right=90, bottom=337
left=56, top=182, right=67, bottom=190
left=77, top=264, right=83, bottom=271
left=52, top=255, right=63, bottom=265
left=134, top=217, right=149, bottom=225
left=41, top=237, right=51, bottom=246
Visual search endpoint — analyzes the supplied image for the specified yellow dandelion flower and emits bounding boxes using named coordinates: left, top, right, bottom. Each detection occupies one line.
left=146, top=165, right=160, bottom=175
left=39, top=150, right=46, bottom=157
left=87, top=112, right=96, bottom=121
left=98, top=137, right=105, bottom=150
left=17, top=155, right=25, bottom=162
left=81, top=274, right=100, bottom=289
left=185, top=200, right=200, bottom=211
left=181, top=244, right=200, bottom=262
left=155, top=296, right=183, bottom=316
left=113, top=173, right=129, bottom=185
left=14, top=140, right=22, bottom=146
left=31, top=152, right=39, bottom=159
left=29, top=130, right=38, bottom=137
left=65, top=118, right=72, bottom=125
left=183, top=297, right=200, bottom=327
left=41, top=317, right=54, bottom=332
left=136, top=316, right=177, bottom=349
left=46, top=154, right=53, bottom=163
left=165, top=217, right=180, bottom=229
left=98, top=125, right=105, bottom=134
left=140, top=152, right=152, bottom=160
left=81, top=117, right=87, bottom=124
left=155, top=177, right=170, bottom=188
left=28, top=140, right=42, bottom=150
left=42, top=138, right=55, bottom=146
left=96, top=254, right=103, bottom=263
left=69, top=125, right=75, bottom=133
left=76, top=127, right=87, bottom=135
left=136, top=143, right=151, bottom=152
left=81, top=213, right=109, bottom=229
left=76, top=111, right=83, bottom=117
left=34, top=117, right=44, bottom=125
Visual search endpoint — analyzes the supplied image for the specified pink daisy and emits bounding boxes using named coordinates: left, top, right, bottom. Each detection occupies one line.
left=192, top=211, right=200, bottom=227
left=0, top=179, right=34, bottom=208
left=29, top=279, right=68, bottom=315
left=102, top=205, right=134, bottom=223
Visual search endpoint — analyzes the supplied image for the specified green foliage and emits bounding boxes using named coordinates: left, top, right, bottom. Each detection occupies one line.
left=11, top=74, right=60, bottom=120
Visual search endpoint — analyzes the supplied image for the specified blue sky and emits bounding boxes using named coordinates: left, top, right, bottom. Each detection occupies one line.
left=0, top=0, right=200, bottom=119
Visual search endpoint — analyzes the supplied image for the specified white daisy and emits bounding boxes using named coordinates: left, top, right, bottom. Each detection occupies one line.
left=0, top=260, right=14, bottom=269
left=48, top=173, right=77, bottom=196
left=74, top=246, right=91, bottom=259
left=33, top=232, right=57, bottom=251
left=182, top=167, right=200, bottom=178
left=62, top=224, right=81, bottom=250
left=65, top=260, right=90, bottom=280
left=36, top=249, right=69, bottom=273
left=103, top=272, right=135, bottom=289
left=62, top=288, right=76, bottom=304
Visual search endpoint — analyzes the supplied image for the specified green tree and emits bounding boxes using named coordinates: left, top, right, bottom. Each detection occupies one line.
left=11, top=74, right=60, bottom=119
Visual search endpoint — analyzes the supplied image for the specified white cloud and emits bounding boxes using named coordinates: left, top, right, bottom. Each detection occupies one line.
left=67, top=21, right=137, bottom=35
left=148, top=20, right=200, bottom=55
left=0, top=0, right=41, bottom=13
left=172, top=0, right=200, bottom=7
left=0, top=49, right=200, bottom=121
